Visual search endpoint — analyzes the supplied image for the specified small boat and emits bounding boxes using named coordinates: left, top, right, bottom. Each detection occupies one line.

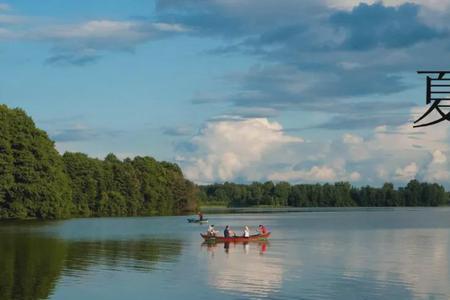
left=201, top=232, right=271, bottom=243
left=187, top=218, right=208, bottom=224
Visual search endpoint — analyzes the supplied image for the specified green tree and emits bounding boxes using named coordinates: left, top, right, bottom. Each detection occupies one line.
left=274, top=181, right=290, bottom=206
left=0, top=105, right=72, bottom=219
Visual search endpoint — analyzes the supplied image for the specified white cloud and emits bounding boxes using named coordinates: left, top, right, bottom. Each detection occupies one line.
left=39, top=20, right=187, bottom=64
left=153, top=22, right=187, bottom=32
left=179, top=117, right=303, bottom=183
left=38, top=20, right=187, bottom=40
left=425, top=169, right=450, bottom=182
left=34, top=20, right=187, bottom=47
left=431, top=150, right=447, bottom=164
left=269, top=165, right=337, bottom=182
left=0, top=18, right=188, bottom=64
left=346, top=110, right=449, bottom=184
left=424, top=150, right=450, bottom=181
left=177, top=108, right=450, bottom=186
left=395, top=162, right=418, bottom=181
left=349, top=171, right=361, bottom=181
left=268, top=165, right=363, bottom=183
left=374, top=125, right=387, bottom=133
left=342, top=133, right=363, bottom=144
left=376, top=166, right=388, bottom=180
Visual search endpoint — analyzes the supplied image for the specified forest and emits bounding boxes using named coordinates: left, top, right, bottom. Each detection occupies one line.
left=0, top=105, right=197, bottom=219
left=199, top=181, right=449, bottom=207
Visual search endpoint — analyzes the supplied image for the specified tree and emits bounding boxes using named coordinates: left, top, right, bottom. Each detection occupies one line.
left=274, top=182, right=290, bottom=206
left=0, top=105, right=72, bottom=219
left=404, top=180, right=421, bottom=206
left=199, top=180, right=448, bottom=208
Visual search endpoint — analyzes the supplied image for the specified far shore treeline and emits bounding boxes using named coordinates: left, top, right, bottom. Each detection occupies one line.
left=199, top=181, right=449, bottom=208
left=1, top=104, right=449, bottom=220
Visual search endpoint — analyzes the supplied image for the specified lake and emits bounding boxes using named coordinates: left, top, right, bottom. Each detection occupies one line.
left=1, top=207, right=450, bottom=300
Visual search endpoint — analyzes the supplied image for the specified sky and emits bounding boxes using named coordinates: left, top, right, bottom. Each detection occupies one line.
left=2, top=0, right=450, bottom=186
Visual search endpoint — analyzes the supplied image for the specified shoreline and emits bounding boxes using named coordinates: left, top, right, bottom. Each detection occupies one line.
left=199, top=206, right=450, bottom=214
left=1, top=206, right=449, bottom=222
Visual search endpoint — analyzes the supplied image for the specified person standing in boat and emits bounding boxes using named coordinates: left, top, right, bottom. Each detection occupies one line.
left=197, top=211, right=204, bottom=221
left=224, top=225, right=235, bottom=238
left=224, top=225, right=230, bottom=238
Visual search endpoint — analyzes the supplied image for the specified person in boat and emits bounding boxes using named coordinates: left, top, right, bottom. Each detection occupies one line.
left=197, top=211, right=204, bottom=221
left=223, top=225, right=236, bottom=238
left=258, top=224, right=268, bottom=235
left=207, top=224, right=218, bottom=237
left=243, top=226, right=250, bottom=238
left=224, top=225, right=230, bottom=238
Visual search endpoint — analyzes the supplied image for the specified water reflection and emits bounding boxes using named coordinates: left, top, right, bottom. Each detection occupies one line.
left=202, top=241, right=268, bottom=256
left=333, top=229, right=450, bottom=299
left=275, top=227, right=450, bottom=299
left=0, top=233, right=67, bottom=300
left=0, top=231, right=182, bottom=300
left=65, top=239, right=182, bottom=274
left=201, top=241, right=282, bottom=299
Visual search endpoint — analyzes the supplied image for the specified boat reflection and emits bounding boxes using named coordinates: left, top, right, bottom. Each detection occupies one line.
left=202, top=241, right=269, bottom=255
left=201, top=240, right=282, bottom=299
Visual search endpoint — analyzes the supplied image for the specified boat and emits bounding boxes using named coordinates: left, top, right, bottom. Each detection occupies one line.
left=201, top=232, right=271, bottom=242
left=187, top=218, right=208, bottom=224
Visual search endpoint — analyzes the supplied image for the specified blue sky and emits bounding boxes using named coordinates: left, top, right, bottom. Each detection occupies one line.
left=2, top=0, right=450, bottom=186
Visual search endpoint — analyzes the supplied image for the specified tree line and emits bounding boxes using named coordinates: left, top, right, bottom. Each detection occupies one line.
left=0, top=105, right=197, bottom=219
left=199, top=181, right=449, bottom=207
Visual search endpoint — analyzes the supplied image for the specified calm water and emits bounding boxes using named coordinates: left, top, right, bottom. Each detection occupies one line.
left=1, top=208, right=450, bottom=300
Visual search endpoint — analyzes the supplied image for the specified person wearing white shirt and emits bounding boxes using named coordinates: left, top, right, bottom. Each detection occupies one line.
left=207, top=225, right=218, bottom=237
left=243, top=226, right=250, bottom=238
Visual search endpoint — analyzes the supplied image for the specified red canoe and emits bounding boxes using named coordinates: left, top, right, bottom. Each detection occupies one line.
left=201, top=232, right=271, bottom=242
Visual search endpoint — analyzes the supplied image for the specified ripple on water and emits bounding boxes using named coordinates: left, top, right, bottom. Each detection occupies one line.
left=60, top=238, right=183, bottom=281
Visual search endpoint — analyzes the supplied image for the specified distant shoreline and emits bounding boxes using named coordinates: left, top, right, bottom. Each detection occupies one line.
left=2, top=206, right=449, bottom=223
left=199, top=206, right=450, bottom=214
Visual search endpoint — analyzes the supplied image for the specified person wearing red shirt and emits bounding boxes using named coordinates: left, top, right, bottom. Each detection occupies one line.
left=258, top=225, right=268, bottom=234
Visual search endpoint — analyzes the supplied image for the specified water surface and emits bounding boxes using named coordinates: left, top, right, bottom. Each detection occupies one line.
left=1, top=208, right=450, bottom=299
